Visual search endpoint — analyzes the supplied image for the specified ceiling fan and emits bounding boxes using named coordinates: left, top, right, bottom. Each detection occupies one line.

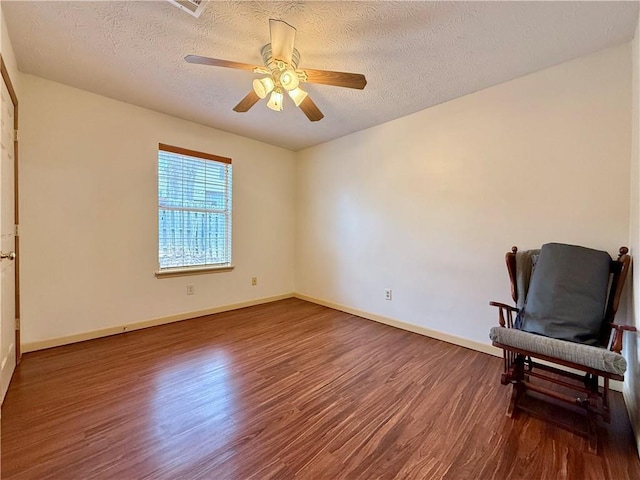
left=185, top=19, right=367, bottom=122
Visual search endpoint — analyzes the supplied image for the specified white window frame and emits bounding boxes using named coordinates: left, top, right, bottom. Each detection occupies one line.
left=155, top=143, right=233, bottom=278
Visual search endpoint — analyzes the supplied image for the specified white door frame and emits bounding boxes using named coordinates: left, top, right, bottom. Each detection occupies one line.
left=1, top=54, right=20, bottom=365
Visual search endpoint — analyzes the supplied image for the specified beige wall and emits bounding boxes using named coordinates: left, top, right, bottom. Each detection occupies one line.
left=18, top=74, right=296, bottom=347
left=296, top=44, right=631, bottom=347
left=1, top=5, right=20, bottom=96
left=627, top=13, right=640, bottom=457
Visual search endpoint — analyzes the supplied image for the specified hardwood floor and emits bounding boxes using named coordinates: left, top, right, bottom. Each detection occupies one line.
left=2, top=298, right=639, bottom=479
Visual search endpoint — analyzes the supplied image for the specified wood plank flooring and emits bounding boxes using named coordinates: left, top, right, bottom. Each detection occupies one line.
left=2, top=298, right=639, bottom=479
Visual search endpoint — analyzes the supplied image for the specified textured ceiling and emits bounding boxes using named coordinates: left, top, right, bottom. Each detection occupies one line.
left=3, top=1, right=639, bottom=151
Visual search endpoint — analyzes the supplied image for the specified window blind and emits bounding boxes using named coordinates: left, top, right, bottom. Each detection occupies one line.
left=158, top=144, right=232, bottom=270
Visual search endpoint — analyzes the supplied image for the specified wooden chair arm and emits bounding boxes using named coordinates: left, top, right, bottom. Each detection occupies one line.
left=609, top=323, right=638, bottom=354
left=489, top=301, right=519, bottom=328
left=489, top=301, right=519, bottom=313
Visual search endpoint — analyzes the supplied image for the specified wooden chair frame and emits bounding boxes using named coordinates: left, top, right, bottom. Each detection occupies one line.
left=490, top=246, right=636, bottom=453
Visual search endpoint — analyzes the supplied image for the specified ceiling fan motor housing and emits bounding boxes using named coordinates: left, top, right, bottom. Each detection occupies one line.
left=260, top=43, right=301, bottom=72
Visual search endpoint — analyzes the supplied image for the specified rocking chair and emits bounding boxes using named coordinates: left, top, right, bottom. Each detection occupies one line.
left=489, top=243, right=635, bottom=453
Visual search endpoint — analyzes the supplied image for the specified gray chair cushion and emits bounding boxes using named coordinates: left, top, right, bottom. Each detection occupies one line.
left=519, top=243, right=611, bottom=346
left=489, top=326, right=626, bottom=376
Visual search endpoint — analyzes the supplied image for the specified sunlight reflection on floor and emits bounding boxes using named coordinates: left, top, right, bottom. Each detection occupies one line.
left=150, top=349, right=240, bottom=471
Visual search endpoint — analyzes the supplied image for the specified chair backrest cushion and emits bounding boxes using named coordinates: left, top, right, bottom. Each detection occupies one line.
left=519, top=243, right=611, bottom=346
left=515, top=249, right=540, bottom=311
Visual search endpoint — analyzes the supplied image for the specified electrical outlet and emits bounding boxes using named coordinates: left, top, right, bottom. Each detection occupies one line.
left=385, top=288, right=392, bottom=301
left=251, top=277, right=258, bottom=286
left=186, top=284, right=195, bottom=295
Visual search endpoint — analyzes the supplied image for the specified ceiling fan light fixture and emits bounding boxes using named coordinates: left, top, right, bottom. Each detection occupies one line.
left=267, top=89, right=284, bottom=111
left=288, top=87, right=308, bottom=107
left=279, top=68, right=299, bottom=91
left=253, top=77, right=275, bottom=99
left=186, top=19, right=367, bottom=122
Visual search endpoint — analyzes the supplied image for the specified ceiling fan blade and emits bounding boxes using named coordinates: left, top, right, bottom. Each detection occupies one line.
left=269, top=19, right=296, bottom=64
left=233, top=91, right=261, bottom=113
left=185, top=55, right=261, bottom=72
left=299, top=68, right=367, bottom=90
left=298, top=96, right=324, bottom=122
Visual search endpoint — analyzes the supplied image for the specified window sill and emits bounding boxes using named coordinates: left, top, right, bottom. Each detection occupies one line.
left=155, top=265, right=235, bottom=278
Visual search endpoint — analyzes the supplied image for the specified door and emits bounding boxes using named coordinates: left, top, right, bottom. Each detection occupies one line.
left=0, top=65, right=17, bottom=402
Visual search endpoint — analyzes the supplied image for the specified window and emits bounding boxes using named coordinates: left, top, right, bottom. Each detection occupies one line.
left=157, top=143, right=232, bottom=273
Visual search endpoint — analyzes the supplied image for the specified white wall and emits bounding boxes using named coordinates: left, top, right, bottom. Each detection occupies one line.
left=19, top=74, right=296, bottom=347
left=296, top=44, right=631, bottom=347
left=626, top=12, right=640, bottom=457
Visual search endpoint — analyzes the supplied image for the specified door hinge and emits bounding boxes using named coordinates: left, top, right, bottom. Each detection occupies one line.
left=14, top=129, right=18, bottom=142
left=15, top=318, right=19, bottom=330
left=14, top=224, right=19, bottom=237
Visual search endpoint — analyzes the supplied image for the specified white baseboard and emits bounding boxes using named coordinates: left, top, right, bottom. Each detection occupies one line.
left=294, top=292, right=504, bottom=357
left=294, top=293, right=624, bottom=393
left=21, top=291, right=626, bottom=395
left=22, top=293, right=295, bottom=353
